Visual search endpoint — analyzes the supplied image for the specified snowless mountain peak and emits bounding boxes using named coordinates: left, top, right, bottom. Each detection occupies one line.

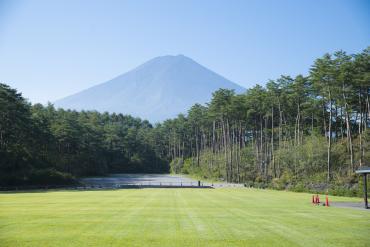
left=54, top=55, right=245, bottom=122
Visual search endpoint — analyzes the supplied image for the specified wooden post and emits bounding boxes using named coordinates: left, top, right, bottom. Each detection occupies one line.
left=364, top=174, right=368, bottom=209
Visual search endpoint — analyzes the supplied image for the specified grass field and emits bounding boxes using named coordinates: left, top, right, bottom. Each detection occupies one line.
left=0, top=188, right=369, bottom=247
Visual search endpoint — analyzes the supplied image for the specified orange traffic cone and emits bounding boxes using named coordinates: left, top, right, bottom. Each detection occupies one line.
left=326, top=195, right=329, bottom=207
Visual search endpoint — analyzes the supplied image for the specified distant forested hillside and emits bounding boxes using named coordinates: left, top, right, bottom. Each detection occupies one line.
left=1, top=47, right=369, bottom=194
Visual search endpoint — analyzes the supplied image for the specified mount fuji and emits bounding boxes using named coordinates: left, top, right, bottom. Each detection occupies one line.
left=54, top=55, right=245, bottom=122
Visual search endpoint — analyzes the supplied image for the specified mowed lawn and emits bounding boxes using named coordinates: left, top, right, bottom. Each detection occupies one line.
left=0, top=189, right=369, bottom=247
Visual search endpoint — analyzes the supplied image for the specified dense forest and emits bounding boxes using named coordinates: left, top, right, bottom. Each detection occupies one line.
left=1, top=47, right=369, bottom=195
left=0, top=89, right=168, bottom=186
left=165, top=47, right=370, bottom=195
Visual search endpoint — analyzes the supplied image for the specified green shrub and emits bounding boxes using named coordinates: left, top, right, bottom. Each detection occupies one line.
left=291, top=182, right=305, bottom=192
left=181, top=158, right=193, bottom=174
left=0, top=169, right=77, bottom=186
left=28, top=169, right=77, bottom=186
left=170, top=158, right=184, bottom=174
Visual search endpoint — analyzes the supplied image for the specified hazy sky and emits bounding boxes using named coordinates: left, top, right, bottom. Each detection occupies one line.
left=0, top=0, right=369, bottom=104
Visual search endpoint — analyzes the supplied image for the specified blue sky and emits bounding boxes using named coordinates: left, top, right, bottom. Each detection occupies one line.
left=0, top=0, right=369, bottom=104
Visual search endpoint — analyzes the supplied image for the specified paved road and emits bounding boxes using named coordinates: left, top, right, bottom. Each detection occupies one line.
left=81, top=174, right=199, bottom=186
left=81, top=174, right=246, bottom=188
left=330, top=202, right=370, bottom=211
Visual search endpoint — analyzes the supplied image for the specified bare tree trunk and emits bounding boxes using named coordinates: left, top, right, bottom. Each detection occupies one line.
left=327, top=89, right=332, bottom=182
left=227, top=120, right=232, bottom=182
left=271, top=107, right=275, bottom=178
left=365, top=88, right=369, bottom=130
left=230, top=126, right=233, bottom=182
left=311, top=112, right=314, bottom=136
left=278, top=101, right=282, bottom=177
left=264, top=117, right=268, bottom=177
left=359, top=86, right=363, bottom=167
left=322, top=103, right=327, bottom=138
left=366, top=87, right=370, bottom=129
left=182, top=141, right=184, bottom=161
left=260, top=119, right=264, bottom=176
left=294, top=114, right=298, bottom=146
left=195, top=128, right=199, bottom=167
left=237, top=122, right=242, bottom=183
left=340, top=107, right=344, bottom=142
left=211, top=120, right=215, bottom=170
left=222, top=120, right=228, bottom=182
left=297, top=102, right=301, bottom=145
left=335, top=104, right=338, bottom=140
left=342, top=83, right=354, bottom=172
left=345, top=108, right=354, bottom=172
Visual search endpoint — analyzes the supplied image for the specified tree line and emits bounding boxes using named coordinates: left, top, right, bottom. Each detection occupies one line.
left=163, top=47, right=369, bottom=194
left=0, top=86, right=168, bottom=186
left=0, top=47, right=369, bottom=192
